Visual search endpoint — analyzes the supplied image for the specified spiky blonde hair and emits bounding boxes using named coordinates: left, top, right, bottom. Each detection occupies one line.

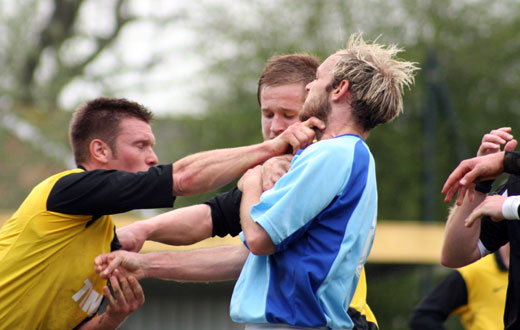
left=332, top=33, right=418, bottom=130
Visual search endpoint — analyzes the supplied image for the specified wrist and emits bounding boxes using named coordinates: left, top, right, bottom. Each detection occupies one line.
left=475, top=180, right=494, bottom=194
left=502, top=196, right=520, bottom=220
left=504, top=151, right=520, bottom=175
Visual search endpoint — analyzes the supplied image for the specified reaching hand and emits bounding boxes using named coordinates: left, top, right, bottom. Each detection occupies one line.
left=261, top=155, right=293, bottom=191
left=116, top=225, right=146, bottom=252
left=443, top=128, right=517, bottom=205
left=270, top=117, right=325, bottom=155
left=477, top=127, right=516, bottom=157
left=95, top=251, right=146, bottom=280
left=103, top=274, right=145, bottom=321
left=465, top=195, right=507, bottom=227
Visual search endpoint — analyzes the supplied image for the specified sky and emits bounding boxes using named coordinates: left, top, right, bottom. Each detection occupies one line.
left=55, top=0, right=215, bottom=117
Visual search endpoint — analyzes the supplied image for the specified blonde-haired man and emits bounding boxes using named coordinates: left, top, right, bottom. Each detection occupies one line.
left=97, top=34, right=417, bottom=329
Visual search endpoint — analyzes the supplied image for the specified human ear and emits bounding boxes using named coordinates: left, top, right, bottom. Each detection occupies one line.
left=331, top=80, right=350, bottom=101
left=89, top=139, right=111, bottom=164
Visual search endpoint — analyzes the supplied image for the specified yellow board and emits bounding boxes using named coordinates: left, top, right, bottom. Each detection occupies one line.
left=1, top=210, right=445, bottom=264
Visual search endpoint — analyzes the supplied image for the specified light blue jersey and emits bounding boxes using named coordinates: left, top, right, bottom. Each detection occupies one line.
left=230, top=134, right=378, bottom=330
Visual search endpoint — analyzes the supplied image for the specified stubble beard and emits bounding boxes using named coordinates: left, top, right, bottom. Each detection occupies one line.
left=299, top=91, right=331, bottom=141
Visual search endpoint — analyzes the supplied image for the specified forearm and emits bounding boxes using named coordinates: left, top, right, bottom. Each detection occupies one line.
left=239, top=185, right=275, bottom=255
left=172, top=141, right=281, bottom=196
left=141, top=245, right=248, bottom=281
left=441, top=193, right=485, bottom=267
left=143, top=205, right=213, bottom=245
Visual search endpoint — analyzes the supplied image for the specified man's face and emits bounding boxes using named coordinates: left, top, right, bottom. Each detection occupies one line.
left=106, top=117, right=158, bottom=172
left=299, top=55, right=339, bottom=125
left=260, top=83, right=306, bottom=141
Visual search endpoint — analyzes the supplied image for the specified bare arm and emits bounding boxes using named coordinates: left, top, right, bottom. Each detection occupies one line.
left=442, top=128, right=514, bottom=267
left=95, top=245, right=249, bottom=282
left=441, top=193, right=485, bottom=268
left=237, top=166, right=275, bottom=255
left=171, top=118, right=324, bottom=196
left=117, top=204, right=213, bottom=252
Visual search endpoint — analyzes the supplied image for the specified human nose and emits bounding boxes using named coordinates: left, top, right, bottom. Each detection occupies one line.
left=271, top=115, right=287, bottom=137
left=147, top=149, right=158, bottom=166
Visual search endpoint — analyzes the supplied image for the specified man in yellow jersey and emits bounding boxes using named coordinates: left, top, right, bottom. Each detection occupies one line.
left=410, top=244, right=508, bottom=330
left=98, top=54, right=378, bottom=329
left=0, top=97, right=322, bottom=330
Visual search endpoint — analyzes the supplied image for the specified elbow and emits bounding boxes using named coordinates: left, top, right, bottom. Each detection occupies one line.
left=172, top=171, right=196, bottom=196
left=440, top=251, right=466, bottom=268
left=246, top=233, right=275, bottom=256
left=440, top=254, right=455, bottom=268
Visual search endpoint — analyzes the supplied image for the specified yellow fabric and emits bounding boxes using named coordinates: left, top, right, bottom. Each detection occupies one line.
left=350, top=267, right=378, bottom=326
left=0, top=169, right=114, bottom=330
left=453, top=254, right=507, bottom=330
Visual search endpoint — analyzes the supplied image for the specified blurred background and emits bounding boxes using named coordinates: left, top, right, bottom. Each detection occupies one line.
left=2, top=0, right=520, bottom=329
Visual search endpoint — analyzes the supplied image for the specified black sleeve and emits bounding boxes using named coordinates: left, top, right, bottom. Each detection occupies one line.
left=47, top=165, right=175, bottom=216
left=204, top=187, right=243, bottom=237
left=504, top=151, right=520, bottom=175
left=409, top=271, right=468, bottom=330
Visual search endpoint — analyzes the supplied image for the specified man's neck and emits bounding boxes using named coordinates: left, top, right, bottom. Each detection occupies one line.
left=319, top=123, right=367, bottom=141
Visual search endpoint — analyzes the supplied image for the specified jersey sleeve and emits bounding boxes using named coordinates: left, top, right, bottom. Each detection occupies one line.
left=408, top=271, right=468, bottom=330
left=204, top=187, right=243, bottom=237
left=504, top=151, right=520, bottom=175
left=47, top=164, right=174, bottom=215
left=250, top=141, right=351, bottom=248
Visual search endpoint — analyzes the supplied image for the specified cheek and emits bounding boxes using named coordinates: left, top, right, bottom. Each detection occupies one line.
left=261, top=117, right=272, bottom=133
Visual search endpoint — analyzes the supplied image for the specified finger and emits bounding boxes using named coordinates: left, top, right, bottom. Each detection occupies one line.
left=302, top=117, right=326, bottom=131
left=491, top=128, right=513, bottom=139
left=467, top=186, right=475, bottom=203
left=94, top=254, right=108, bottom=266
left=487, top=130, right=512, bottom=142
left=118, top=275, right=133, bottom=302
left=479, top=141, right=501, bottom=152
left=103, top=285, right=116, bottom=306
left=128, top=276, right=145, bottom=304
left=456, top=185, right=468, bottom=206
left=505, top=139, right=518, bottom=151
left=442, top=164, right=470, bottom=195
left=443, top=182, right=459, bottom=203
left=459, top=168, right=480, bottom=187
left=101, top=256, right=123, bottom=278
left=465, top=210, right=481, bottom=227
left=110, top=276, right=126, bottom=304
left=481, top=134, right=506, bottom=145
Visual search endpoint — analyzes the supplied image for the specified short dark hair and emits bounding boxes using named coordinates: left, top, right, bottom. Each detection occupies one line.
left=257, top=54, right=320, bottom=105
left=69, top=97, right=153, bottom=165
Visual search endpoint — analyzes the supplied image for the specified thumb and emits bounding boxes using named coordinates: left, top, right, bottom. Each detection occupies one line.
left=504, top=139, right=517, bottom=151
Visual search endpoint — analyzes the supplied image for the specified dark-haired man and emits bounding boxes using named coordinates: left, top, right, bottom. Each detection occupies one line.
left=0, top=97, right=322, bottom=330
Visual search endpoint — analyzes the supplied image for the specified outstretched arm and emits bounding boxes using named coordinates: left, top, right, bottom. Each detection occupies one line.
left=117, top=204, right=213, bottom=252
left=171, top=118, right=324, bottom=196
left=95, top=244, right=249, bottom=282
